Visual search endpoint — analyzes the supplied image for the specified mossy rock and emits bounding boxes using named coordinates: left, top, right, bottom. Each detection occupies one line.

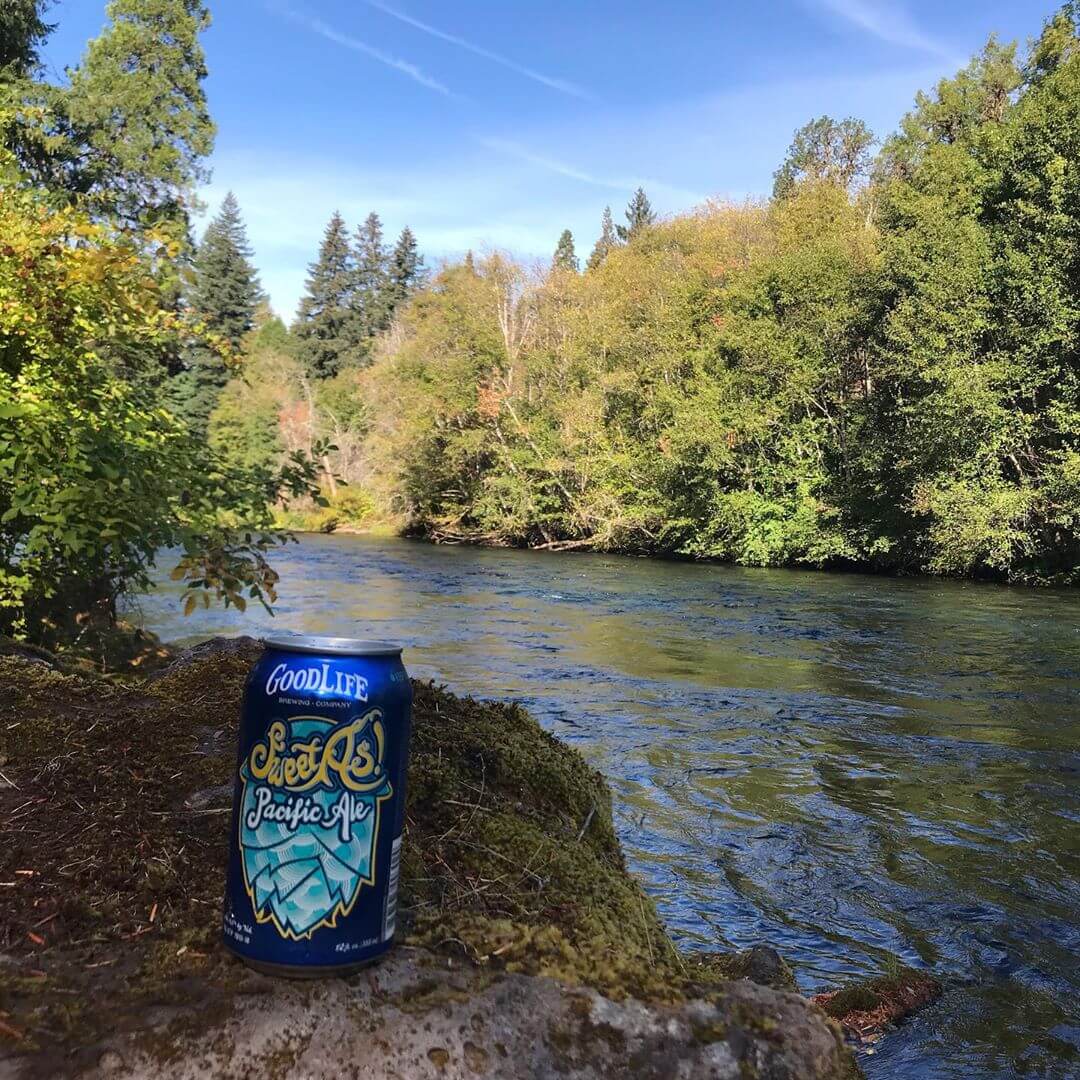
left=814, top=965, right=942, bottom=1032
left=0, top=638, right=858, bottom=1078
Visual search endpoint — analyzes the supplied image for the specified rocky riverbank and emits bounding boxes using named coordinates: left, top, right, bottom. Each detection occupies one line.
left=0, top=636, right=933, bottom=1078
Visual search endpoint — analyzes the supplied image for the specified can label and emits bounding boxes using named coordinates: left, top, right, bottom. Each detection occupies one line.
left=224, top=646, right=412, bottom=970
left=238, top=709, right=393, bottom=940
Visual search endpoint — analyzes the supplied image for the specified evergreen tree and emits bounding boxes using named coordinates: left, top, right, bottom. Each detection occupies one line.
left=384, top=226, right=424, bottom=320
left=1, top=0, right=53, bottom=76
left=191, top=192, right=263, bottom=348
left=616, top=188, right=656, bottom=242
left=295, top=211, right=355, bottom=378
left=352, top=211, right=390, bottom=345
left=13, top=0, right=216, bottom=242
left=171, top=192, right=263, bottom=437
left=587, top=206, right=617, bottom=270
left=552, top=229, right=579, bottom=272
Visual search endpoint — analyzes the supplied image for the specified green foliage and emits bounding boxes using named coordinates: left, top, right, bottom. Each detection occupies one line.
left=385, top=225, right=425, bottom=320
left=615, top=186, right=656, bottom=242
left=0, top=0, right=53, bottom=76
left=293, top=211, right=424, bottom=377
left=552, top=228, right=579, bottom=272
left=190, top=192, right=263, bottom=349
left=171, top=192, right=263, bottom=438
left=586, top=205, right=617, bottom=270
left=773, top=116, right=875, bottom=199
left=273, top=486, right=376, bottom=534
left=351, top=210, right=390, bottom=355
left=5, top=0, right=214, bottom=246
left=294, top=210, right=354, bottom=378
left=350, top=5, right=1080, bottom=585
left=0, top=180, right=322, bottom=643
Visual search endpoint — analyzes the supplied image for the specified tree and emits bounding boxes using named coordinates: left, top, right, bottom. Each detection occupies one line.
left=171, top=192, right=264, bottom=437
left=587, top=206, right=617, bottom=270
left=9, top=0, right=215, bottom=245
left=0, top=179, right=324, bottom=646
left=294, top=211, right=355, bottom=378
left=191, top=193, right=263, bottom=349
left=352, top=211, right=390, bottom=347
left=616, top=187, right=656, bottom=242
left=880, top=40, right=1020, bottom=181
left=773, top=116, right=875, bottom=200
left=552, top=229, right=579, bottom=272
left=0, top=0, right=53, bottom=76
left=384, top=226, right=424, bottom=320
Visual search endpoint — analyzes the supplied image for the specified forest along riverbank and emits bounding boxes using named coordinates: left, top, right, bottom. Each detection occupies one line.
left=133, top=534, right=1080, bottom=1080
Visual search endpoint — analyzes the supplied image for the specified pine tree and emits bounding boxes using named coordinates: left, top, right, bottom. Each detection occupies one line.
left=616, top=188, right=656, bottom=242
left=384, top=226, right=424, bottom=321
left=191, top=192, right=262, bottom=348
left=294, top=211, right=355, bottom=378
left=1, top=0, right=53, bottom=76
left=170, top=192, right=263, bottom=437
left=552, top=229, right=579, bottom=272
left=352, top=211, right=390, bottom=346
left=587, top=206, right=617, bottom=270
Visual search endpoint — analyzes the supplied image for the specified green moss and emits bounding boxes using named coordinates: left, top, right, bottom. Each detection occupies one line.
left=817, top=966, right=941, bottom=1022
left=401, top=682, right=683, bottom=997
left=0, top=639, right=856, bottom=1078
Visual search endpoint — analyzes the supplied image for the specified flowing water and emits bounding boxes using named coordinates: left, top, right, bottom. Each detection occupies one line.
left=132, top=534, right=1080, bottom=1079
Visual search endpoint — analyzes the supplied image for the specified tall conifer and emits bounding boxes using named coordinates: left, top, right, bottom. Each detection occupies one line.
left=62, top=0, right=214, bottom=239
left=295, top=211, right=354, bottom=378
left=616, top=188, right=655, bottom=242
left=553, top=229, right=579, bottom=272
left=587, top=206, right=617, bottom=270
left=384, top=226, right=424, bottom=320
left=1, top=0, right=53, bottom=76
left=352, top=211, right=390, bottom=348
left=171, top=192, right=262, bottom=438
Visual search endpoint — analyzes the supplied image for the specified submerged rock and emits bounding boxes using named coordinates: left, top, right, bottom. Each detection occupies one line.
left=0, top=638, right=856, bottom=1078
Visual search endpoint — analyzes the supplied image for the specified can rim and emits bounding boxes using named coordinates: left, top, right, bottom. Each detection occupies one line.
left=262, top=633, right=403, bottom=657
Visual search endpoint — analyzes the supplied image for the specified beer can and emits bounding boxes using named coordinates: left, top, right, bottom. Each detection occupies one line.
left=222, top=633, right=412, bottom=976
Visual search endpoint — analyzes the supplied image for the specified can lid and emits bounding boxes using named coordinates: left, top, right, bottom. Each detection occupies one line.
left=262, top=632, right=403, bottom=657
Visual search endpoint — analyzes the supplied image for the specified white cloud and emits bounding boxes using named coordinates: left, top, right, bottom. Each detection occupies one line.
left=279, top=6, right=455, bottom=96
left=366, top=0, right=591, bottom=100
left=812, top=0, right=955, bottom=59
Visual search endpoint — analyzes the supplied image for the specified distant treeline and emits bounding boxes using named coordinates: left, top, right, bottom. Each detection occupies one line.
left=5, top=2, right=1080, bottom=655
left=211, top=6, right=1080, bottom=585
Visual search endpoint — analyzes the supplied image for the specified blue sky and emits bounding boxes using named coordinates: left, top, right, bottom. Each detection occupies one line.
left=45, top=1, right=1047, bottom=319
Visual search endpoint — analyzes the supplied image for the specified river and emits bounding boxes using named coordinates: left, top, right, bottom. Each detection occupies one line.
left=132, top=533, right=1080, bottom=1079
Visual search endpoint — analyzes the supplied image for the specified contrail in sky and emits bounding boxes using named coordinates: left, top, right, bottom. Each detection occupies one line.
left=367, top=0, right=592, bottom=100
left=282, top=7, right=454, bottom=96
left=478, top=137, right=706, bottom=204
left=814, top=0, right=954, bottom=59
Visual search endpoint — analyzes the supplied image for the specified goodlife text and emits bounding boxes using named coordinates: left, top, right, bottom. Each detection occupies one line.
left=265, top=662, right=368, bottom=702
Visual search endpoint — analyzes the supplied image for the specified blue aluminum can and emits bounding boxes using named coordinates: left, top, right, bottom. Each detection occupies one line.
left=222, top=633, right=412, bottom=976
